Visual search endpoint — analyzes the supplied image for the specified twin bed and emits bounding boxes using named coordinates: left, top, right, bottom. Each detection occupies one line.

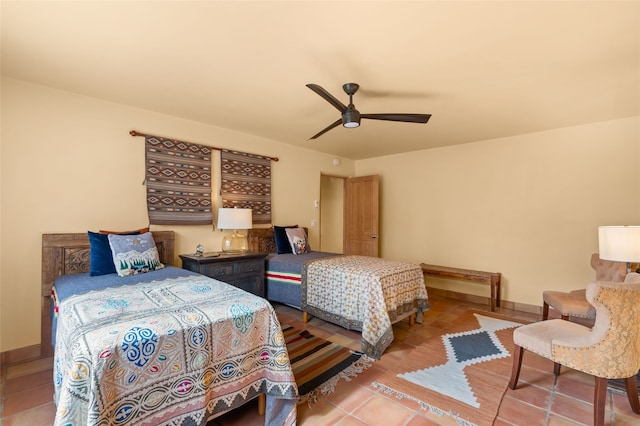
left=42, top=227, right=429, bottom=425
left=42, top=232, right=296, bottom=426
left=248, top=228, right=430, bottom=359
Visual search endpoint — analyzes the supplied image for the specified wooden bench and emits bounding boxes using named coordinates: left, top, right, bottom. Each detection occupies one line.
left=421, top=263, right=501, bottom=312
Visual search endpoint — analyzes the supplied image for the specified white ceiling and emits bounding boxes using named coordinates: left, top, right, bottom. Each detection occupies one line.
left=2, top=1, right=639, bottom=160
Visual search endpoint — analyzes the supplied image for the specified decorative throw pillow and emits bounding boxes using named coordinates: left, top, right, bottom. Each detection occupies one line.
left=285, top=227, right=310, bottom=255
left=274, top=225, right=298, bottom=254
left=88, top=228, right=149, bottom=276
left=107, top=232, right=164, bottom=277
left=88, top=232, right=117, bottom=276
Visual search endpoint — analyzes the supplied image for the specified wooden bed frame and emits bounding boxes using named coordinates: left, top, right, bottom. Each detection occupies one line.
left=40, top=231, right=175, bottom=357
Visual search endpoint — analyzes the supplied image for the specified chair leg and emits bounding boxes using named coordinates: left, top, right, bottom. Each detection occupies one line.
left=594, top=377, right=608, bottom=426
left=541, top=302, right=572, bottom=320
left=554, top=362, right=561, bottom=376
left=625, top=374, right=640, bottom=414
left=508, top=345, right=524, bottom=390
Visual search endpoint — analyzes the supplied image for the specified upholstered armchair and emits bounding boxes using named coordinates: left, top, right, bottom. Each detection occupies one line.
left=541, top=253, right=630, bottom=321
left=509, top=280, right=640, bottom=426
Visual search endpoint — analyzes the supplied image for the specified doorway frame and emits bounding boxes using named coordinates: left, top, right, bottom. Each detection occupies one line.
left=319, top=173, right=347, bottom=253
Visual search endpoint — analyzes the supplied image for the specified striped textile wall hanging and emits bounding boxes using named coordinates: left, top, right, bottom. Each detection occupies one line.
left=145, top=136, right=212, bottom=225
left=220, top=149, right=271, bottom=224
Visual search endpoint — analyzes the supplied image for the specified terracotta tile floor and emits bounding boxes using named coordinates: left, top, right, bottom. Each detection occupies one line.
left=2, top=293, right=638, bottom=425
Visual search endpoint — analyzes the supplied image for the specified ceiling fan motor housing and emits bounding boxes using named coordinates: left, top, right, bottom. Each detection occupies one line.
left=342, top=106, right=360, bottom=128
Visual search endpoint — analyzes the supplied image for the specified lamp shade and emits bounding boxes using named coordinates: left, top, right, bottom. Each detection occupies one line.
left=598, top=226, right=640, bottom=262
left=217, top=208, right=252, bottom=230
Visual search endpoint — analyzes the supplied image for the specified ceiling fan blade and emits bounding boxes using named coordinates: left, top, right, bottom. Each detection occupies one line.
left=309, top=118, right=342, bottom=140
left=361, top=113, right=431, bottom=124
left=306, top=84, right=347, bottom=112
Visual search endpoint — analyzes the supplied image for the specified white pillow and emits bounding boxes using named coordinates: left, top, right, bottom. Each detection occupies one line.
left=108, top=232, right=164, bottom=276
left=285, top=227, right=310, bottom=255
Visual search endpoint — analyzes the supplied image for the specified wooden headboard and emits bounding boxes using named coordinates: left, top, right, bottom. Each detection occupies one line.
left=247, top=227, right=309, bottom=254
left=247, top=228, right=277, bottom=253
left=40, top=231, right=175, bottom=356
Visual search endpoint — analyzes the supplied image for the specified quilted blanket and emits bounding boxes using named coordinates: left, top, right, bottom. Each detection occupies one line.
left=54, top=275, right=297, bottom=426
left=301, top=255, right=429, bottom=359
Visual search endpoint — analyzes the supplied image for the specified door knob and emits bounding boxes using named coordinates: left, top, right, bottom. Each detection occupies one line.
left=371, top=235, right=379, bottom=239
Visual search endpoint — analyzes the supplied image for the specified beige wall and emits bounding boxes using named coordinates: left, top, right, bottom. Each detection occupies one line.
left=0, top=77, right=355, bottom=352
left=2, top=76, right=639, bottom=352
left=357, top=116, right=640, bottom=304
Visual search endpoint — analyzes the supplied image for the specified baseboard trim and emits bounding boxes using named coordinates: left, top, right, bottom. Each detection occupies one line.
left=1, top=343, right=42, bottom=366
left=426, top=286, right=541, bottom=315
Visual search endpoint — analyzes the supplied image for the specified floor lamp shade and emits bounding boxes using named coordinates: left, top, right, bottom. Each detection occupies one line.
left=217, top=208, right=252, bottom=253
left=598, top=226, right=640, bottom=271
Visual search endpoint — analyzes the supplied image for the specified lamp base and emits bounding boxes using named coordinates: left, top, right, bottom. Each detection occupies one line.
left=221, top=230, right=248, bottom=253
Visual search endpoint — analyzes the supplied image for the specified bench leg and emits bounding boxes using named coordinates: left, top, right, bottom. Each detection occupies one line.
left=303, top=311, right=309, bottom=323
left=490, top=285, right=496, bottom=312
left=491, top=275, right=501, bottom=312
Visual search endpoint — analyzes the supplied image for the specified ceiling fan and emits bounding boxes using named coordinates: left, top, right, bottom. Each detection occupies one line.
left=306, top=83, right=431, bottom=139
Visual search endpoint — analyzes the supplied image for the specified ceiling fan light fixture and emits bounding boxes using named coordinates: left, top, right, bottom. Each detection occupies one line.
left=342, top=108, right=360, bottom=128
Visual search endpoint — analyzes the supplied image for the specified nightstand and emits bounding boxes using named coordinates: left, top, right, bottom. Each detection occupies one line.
left=179, top=252, right=267, bottom=297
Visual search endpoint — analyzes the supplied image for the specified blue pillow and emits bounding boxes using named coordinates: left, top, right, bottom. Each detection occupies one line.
left=274, top=225, right=297, bottom=254
left=88, top=228, right=148, bottom=276
left=88, top=232, right=117, bottom=276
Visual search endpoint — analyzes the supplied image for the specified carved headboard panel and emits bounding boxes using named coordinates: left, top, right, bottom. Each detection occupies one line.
left=247, top=228, right=277, bottom=253
left=40, top=231, right=175, bottom=356
left=247, top=227, right=309, bottom=253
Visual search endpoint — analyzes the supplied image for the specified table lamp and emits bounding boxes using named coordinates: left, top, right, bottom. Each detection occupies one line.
left=217, top=208, right=252, bottom=253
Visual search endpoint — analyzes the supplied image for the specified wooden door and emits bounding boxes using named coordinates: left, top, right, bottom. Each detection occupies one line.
left=344, top=175, right=379, bottom=257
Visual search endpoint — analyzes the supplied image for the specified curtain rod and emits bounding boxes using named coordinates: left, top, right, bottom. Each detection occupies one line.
left=130, top=130, right=279, bottom=162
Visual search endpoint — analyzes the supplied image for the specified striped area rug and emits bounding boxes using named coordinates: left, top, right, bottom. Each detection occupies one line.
left=282, top=325, right=374, bottom=403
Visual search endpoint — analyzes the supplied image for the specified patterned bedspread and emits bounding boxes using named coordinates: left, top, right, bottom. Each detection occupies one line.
left=301, top=255, right=429, bottom=359
left=54, top=275, right=297, bottom=426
